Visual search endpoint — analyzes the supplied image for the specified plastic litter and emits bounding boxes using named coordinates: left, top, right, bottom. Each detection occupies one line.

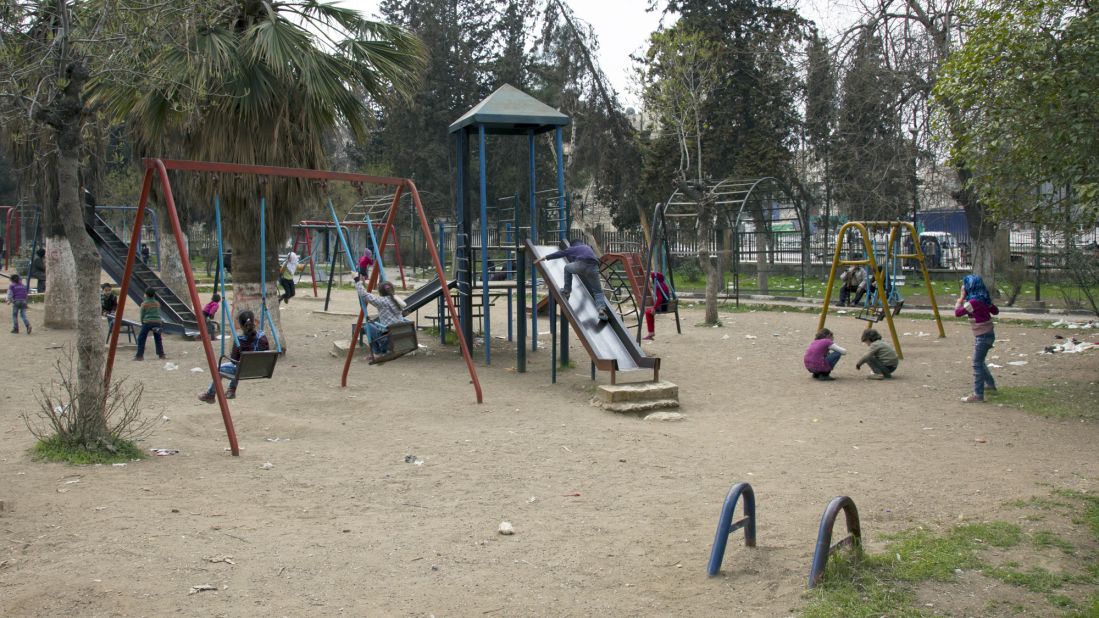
left=189, top=584, right=217, bottom=595
left=149, top=448, right=179, bottom=456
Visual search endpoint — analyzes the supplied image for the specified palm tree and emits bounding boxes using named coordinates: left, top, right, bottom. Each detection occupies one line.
left=96, top=0, right=426, bottom=325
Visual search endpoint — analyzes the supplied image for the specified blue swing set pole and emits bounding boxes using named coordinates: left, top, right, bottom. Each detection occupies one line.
left=214, top=195, right=239, bottom=357
left=326, top=197, right=374, bottom=327
left=364, top=215, right=387, bottom=283
left=259, top=194, right=283, bottom=353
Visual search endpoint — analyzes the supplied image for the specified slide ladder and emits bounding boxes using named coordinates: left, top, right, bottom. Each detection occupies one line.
left=87, top=213, right=202, bottom=336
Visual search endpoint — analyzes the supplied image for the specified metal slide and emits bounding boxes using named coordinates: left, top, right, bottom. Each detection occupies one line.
left=86, top=213, right=202, bottom=336
left=400, top=276, right=458, bottom=316
left=528, top=242, right=659, bottom=383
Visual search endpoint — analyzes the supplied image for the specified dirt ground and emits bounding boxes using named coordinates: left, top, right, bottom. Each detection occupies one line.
left=1, top=283, right=1097, bottom=617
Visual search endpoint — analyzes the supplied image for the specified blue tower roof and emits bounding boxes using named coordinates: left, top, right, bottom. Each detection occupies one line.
left=448, top=84, right=570, bottom=135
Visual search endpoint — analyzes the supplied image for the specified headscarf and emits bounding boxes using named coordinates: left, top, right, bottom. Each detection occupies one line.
left=963, top=274, right=992, bottom=305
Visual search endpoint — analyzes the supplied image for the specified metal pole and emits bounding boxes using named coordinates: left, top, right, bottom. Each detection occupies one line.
left=478, top=125, right=491, bottom=365
left=529, top=129, right=538, bottom=352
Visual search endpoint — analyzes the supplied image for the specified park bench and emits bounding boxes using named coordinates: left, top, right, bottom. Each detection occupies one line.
left=104, top=314, right=139, bottom=344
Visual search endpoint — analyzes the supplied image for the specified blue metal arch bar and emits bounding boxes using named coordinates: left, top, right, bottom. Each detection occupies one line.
left=706, top=482, right=757, bottom=576
left=808, top=495, right=863, bottom=588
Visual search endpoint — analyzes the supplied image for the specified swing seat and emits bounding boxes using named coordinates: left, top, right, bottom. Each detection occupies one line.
left=219, top=351, right=280, bottom=381
left=854, top=308, right=884, bottom=323
left=368, top=321, right=418, bottom=365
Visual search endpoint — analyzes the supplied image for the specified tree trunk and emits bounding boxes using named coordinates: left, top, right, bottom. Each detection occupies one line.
left=752, top=205, right=770, bottom=294
left=226, top=230, right=285, bottom=349
left=159, top=226, right=190, bottom=300
left=697, top=201, right=720, bottom=325
left=42, top=236, right=78, bottom=328
left=46, top=58, right=107, bottom=439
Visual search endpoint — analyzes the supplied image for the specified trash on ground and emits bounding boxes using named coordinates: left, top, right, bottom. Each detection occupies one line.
left=1007, top=361, right=1028, bottom=366
left=150, top=448, right=179, bottom=456
left=644, top=411, right=685, bottom=422
left=189, top=584, right=217, bottom=595
left=404, top=454, right=423, bottom=465
left=498, top=521, right=515, bottom=535
left=259, top=462, right=274, bottom=470
left=164, top=362, right=179, bottom=371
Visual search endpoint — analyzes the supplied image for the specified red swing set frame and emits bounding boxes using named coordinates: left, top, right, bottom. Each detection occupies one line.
left=103, top=159, right=483, bottom=456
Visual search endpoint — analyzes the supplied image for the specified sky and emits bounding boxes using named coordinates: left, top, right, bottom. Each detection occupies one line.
left=338, top=0, right=859, bottom=106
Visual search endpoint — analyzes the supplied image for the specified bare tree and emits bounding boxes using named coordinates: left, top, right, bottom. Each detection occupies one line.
left=843, top=0, right=1002, bottom=283
left=638, top=27, right=724, bottom=324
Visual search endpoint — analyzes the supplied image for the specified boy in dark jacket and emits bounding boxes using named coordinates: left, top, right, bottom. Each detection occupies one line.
left=134, top=288, right=165, bottom=360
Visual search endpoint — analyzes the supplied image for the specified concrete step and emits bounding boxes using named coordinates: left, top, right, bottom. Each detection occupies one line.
left=594, top=398, right=680, bottom=414
left=595, top=380, right=678, bottom=404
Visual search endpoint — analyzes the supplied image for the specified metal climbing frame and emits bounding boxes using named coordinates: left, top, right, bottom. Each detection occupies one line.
left=817, top=221, right=945, bottom=359
left=103, top=159, right=484, bottom=458
left=344, top=190, right=409, bottom=289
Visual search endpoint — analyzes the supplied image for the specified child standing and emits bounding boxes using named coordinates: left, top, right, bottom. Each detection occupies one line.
left=357, top=248, right=374, bottom=279
left=855, top=328, right=898, bottom=379
left=642, top=271, right=671, bottom=341
left=803, top=328, right=846, bottom=380
left=955, top=274, right=999, bottom=402
left=134, top=288, right=165, bottom=360
left=202, top=293, right=221, bottom=320
left=7, top=274, right=32, bottom=334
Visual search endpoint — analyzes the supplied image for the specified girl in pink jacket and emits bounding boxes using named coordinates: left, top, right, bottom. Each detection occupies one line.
left=955, top=274, right=998, bottom=402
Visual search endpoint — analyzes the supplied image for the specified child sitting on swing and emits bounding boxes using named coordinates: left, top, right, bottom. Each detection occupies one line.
left=198, top=310, right=270, bottom=402
left=354, top=276, right=408, bottom=359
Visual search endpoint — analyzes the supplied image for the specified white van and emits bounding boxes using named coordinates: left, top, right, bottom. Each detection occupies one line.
left=919, top=232, right=963, bottom=269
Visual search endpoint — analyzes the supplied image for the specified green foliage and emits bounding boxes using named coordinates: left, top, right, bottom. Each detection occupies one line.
left=636, top=0, right=809, bottom=205
left=805, top=511, right=1099, bottom=616
left=1033, top=530, right=1076, bottom=554
left=986, top=565, right=1067, bottom=593
left=802, top=552, right=925, bottom=618
left=31, top=434, right=144, bottom=465
left=832, top=32, right=913, bottom=221
left=934, top=0, right=1099, bottom=225
left=92, top=0, right=427, bottom=287
left=423, top=326, right=459, bottom=345
left=993, top=385, right=1099, bottom=422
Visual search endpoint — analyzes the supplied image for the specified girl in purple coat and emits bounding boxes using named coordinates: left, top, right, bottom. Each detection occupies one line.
left=6, top=274, right=31, bottom=334
left=955, top=274, right=999, bottom=402
left=803, top=328, right=846, bottom=380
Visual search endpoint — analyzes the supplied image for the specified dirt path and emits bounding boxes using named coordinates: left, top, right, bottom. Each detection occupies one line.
left=1, top=289, right=1096, bottom=616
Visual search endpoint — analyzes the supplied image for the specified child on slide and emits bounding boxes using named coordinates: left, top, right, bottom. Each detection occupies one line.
left=534, top=242, right=610, bottom=322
